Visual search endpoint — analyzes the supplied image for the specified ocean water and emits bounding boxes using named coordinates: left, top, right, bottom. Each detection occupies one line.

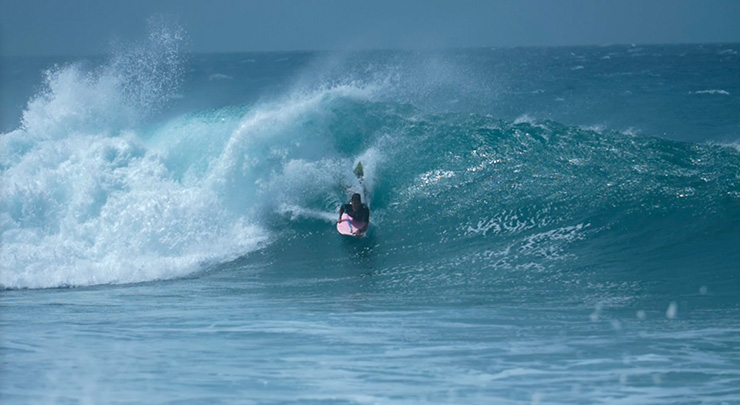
left=2, top=25, right=740, bottom=404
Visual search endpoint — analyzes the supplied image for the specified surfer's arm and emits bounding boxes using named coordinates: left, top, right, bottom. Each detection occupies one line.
left=337, top=205, right=345, bottom=222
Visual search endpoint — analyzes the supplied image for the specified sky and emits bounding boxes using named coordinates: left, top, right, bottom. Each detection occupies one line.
left=1, top=0, right=739, bottom=56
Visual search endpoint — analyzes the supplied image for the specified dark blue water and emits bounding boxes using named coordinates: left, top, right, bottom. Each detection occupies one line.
left=1, top=25, right=739, bottom=403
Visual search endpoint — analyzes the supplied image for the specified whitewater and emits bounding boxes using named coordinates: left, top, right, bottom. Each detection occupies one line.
left=2, top=24, right=740, bottom=403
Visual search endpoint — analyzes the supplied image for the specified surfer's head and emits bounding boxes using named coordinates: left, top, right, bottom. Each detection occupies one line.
left=351, top=193, right=362, bottom=210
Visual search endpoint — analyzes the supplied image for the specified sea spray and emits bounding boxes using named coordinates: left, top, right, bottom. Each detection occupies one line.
left=0, top=21, right=265, bottom=289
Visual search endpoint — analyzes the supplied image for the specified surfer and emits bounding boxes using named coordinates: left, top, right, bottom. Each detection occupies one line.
left=338, top=193, right=370, bottom=236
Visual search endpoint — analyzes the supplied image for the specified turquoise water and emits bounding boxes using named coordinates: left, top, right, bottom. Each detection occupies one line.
left=1, top=25, right=740, bottom=403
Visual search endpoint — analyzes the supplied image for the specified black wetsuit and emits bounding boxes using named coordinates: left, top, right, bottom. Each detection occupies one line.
left=342, top=203, right=370, bottom=224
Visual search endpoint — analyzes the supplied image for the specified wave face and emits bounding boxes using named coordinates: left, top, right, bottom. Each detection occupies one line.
left=253, top=105, right=740, bottom=309
left=2, top=42, right=740, bottom=293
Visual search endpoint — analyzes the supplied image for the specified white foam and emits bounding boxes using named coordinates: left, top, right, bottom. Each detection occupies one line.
left=666, top=302, right=678, bottom=319
left=514, top=114, right=535, bottom=125
left=581, top=124, right=606, bottom=133
left=0, top=21, right=275, bottom=289
left=18, top=65, right=135, bottom=142
left=4, top=74, right=386, bottom=288
left=690, top=89, right=730, bottom=95
left=1, top=123, right=269, bottom=288
left=716, top=140, right=740, bottom=153
left=208, top=73, right=233, bottom=81
left=3, top=80, right=386, bottom=288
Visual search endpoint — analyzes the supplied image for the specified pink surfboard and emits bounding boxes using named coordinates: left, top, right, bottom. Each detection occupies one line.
left=336, top=213, right=367, bottom=237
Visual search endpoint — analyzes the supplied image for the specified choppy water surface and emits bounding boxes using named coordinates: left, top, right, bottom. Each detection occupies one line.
left=2, top=24, right=739, bottom=403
